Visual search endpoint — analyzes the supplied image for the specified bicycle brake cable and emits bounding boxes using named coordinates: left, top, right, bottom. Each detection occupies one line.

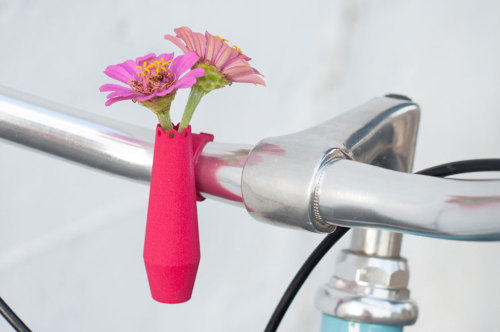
left=0, top=297, right=31, bottom=332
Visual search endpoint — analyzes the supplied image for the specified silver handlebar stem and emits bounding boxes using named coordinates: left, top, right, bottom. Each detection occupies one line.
left=241, top=94, right=420, bottom=232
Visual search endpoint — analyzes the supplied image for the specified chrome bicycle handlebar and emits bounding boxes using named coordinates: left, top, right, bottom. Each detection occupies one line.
left=1, top=86, right=499, bottom=241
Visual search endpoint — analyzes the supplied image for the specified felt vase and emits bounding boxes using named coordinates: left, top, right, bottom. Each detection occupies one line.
left=144, top=124, right=201, bottom=304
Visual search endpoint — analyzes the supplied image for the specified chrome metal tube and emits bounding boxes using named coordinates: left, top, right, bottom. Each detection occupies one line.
left=350, top=229, right=402, bottom=258
left=0, top=86, right=247, bottom=204
left=318, top=159, right=500, bottom=240
left=2, top=88, right=500, bottom=239
left=0, top=86, right=154, bottom=182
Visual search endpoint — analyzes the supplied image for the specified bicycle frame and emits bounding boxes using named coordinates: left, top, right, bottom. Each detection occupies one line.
left=2, top=86, right=500, bottom=331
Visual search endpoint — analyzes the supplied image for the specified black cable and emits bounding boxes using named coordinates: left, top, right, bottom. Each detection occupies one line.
left=414, top=158, right=500, bottom=177
left=0, top=297, right=31, bottom=332
left=264, top=226, right=350, bottom=332
left=264, top=158, right=500, bottom=332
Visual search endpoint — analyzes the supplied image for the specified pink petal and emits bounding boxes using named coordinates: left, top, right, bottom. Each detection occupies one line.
left=192, top=32, right=207, bottom=58
left=164, top=34, right=189, bottom=53
left=238, top=53, right=252, bottom=62
left=231, top=74, right=266, bottom=86
left=211, top=41, right=230, bottom=67
left=157, top=53, right=175, bottom=62
left=104, top=65, right=133, bottom=84
left=214, top=45, right=238, bottom=70
left=170, top=52, right=200, bottom=76
left=155, top=86, right=176, bottom=97
left=222, top=55, right=257, bottom=71
left=174, top=26, right=196, bottom=52
left=221, top=57, right=250, bottom=71
left=252, top=67, right=263, bottom=75
left=99, top=84, right=133, bottom=92
left=106, top=90, right=139, bottom=99
left=172, top=67, right=205, bottom=89
left=205, top=31, right=223, bottom=64
left=135, top=53, right=156, bottom=64
left=223, top=65, right=256, bottom=79
left=118, top=60, right=139, bottom=77
left=105, top=95, right=135, bottom=106
left=136, top=92, right=159, bottom=102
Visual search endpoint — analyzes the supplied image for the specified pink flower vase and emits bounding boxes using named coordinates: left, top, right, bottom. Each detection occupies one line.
left=144, top=124, right=211, bottom=303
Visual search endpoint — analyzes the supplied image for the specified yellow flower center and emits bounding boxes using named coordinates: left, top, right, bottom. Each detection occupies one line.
left=136, top=58, right=173, bottom=76
left=130, top=58, right=176, bottom=95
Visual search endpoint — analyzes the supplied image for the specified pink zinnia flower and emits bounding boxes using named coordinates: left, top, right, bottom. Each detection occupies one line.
left=100, top=52, right=205, bottom=106
left=164, top=27, right=265, bottom=86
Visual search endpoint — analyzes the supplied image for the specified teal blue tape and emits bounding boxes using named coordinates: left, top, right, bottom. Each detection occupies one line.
left=321, top=315, right=403, bottom=332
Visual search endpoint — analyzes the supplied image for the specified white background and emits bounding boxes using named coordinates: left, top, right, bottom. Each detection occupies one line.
left=1, top=0, right=500, bottom=331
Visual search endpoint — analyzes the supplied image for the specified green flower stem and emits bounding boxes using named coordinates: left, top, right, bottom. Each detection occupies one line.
left=179, top=85, right=206, bottom=131
left=156, top=111, right=173, bottom=131
left=140, top=92, right=176, bottom=132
